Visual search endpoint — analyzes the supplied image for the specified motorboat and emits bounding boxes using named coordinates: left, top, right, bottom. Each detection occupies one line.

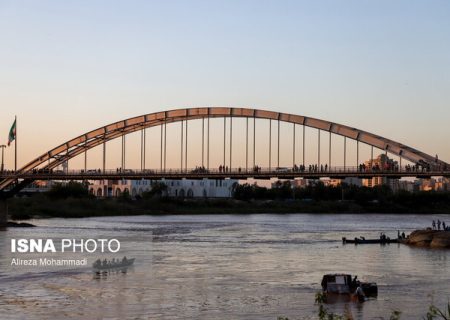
left=321, top=273, right=378, bottom=301
left=342, top=236, right=398, bottom=244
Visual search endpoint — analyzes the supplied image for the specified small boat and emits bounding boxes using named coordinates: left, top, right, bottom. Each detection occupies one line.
left=321, top=273, right=378, bottom=302
left=342, top=236, right=398, bottom=244
left=93, top=258, right=135, bottom=270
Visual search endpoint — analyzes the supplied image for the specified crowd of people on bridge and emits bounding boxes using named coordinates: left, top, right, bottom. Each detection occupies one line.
left=191, top=166, right=208, bottom=174
left=356, top=162, right=441, bottom=173
left=3, top=157, right=447, bottom=176
left=357, top=163, right=397, bottom=172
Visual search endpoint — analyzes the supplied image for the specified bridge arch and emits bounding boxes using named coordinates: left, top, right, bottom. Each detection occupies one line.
left=0, top=107, right=447, bottom=191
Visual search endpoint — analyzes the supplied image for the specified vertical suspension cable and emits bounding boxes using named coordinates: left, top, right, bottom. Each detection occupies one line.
left=160, top=124, right=163, bottom=172
left=123, top=135, right=126, bottom=170
left=207, top=116, right=210, bottom=170
left=277, top=119, right=280, bottom=169
left=181, top=120, right=184, bottom=171
left=269, top=119, right=272, bottom=171
left=246, top=117, right=249, bottom=172
left=293, top=123, right=295, bottom=167
left=223, top=117, right=226, bottom=168
left=121, top=135, right=124, bottom=170
left=302, top=125, right=305, bottom=167
left=371, top=145, right=374, bottom=170
left=143, top=127, right=146, bottom=171
left=202, top=117, right=204, bottom=168
left=84, top=137, right=87, bottom=173
left=230, top=116, right=232, bottom=170
left=102, top=137, right=106, bottom=173
left=164, top=121, right=167, bottom=171
left=329, top=132, right=331, bottom=170
left=344, top=137, right=347, bottom=171
left=318, top=129, right=320, bottom=168
left=357, top=140, right=359, bottom=169
left=253, top=116, right=256, bottom=169
left=185, top=120, right=188, bottom=172
left=140, top=129, right=144, bottom=171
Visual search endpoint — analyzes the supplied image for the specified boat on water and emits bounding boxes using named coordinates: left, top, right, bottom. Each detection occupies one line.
left=342, top=237, right=398, bottom=244
left=92, top=257, right=135, bottom=270
left=321, top=274, right=378, bottom=302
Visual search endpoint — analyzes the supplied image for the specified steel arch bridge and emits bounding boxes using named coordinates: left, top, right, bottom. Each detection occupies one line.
left=1, top=107, right=449, bottom=196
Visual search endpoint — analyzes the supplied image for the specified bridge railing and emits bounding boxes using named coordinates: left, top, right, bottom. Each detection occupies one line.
left=1, top=165, right=447, bottom=177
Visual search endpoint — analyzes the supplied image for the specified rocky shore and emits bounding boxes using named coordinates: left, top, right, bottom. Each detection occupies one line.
left=405, top=229, right=450, bottom=248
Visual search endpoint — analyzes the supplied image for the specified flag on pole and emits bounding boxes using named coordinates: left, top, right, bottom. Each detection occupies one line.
left=8, top=119, right=16, bottom=146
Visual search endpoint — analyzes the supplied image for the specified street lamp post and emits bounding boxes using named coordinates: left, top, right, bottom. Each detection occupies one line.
left=0, top=145, right=6, bottom=172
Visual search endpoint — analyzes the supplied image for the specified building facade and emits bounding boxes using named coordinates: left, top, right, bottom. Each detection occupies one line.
left=362, top=154, right=399, bottom=190
left=89, top=178, right=238, bottom=198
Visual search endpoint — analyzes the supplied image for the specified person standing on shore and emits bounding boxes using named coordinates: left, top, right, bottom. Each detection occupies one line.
left=432, top=220, right=436, bottom=230
left=437, top=220, right=441, bottom=230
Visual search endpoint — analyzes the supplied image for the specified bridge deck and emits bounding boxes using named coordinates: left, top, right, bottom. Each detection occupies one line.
left=1, top=168, right=449, bottom=181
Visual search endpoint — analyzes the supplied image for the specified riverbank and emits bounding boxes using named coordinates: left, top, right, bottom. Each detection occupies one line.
left=6, top=194, right=450, bottom=220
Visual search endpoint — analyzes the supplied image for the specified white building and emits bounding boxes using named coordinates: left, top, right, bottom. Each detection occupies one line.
left=89, top=178, right=238, bottom=198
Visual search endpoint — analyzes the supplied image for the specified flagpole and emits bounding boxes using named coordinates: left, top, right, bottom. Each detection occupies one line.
left=15, top=115, right=17, bottom=172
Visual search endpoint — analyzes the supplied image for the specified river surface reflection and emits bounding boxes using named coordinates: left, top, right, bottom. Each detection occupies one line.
left=0, top=214, right=449, bottom=319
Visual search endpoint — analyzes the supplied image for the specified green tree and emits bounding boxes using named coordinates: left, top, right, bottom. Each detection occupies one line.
left=46, top=181, right=90, bottom=199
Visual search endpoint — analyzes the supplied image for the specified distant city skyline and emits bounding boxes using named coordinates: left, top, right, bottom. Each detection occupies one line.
left=1, top=1, right=449, bottom=169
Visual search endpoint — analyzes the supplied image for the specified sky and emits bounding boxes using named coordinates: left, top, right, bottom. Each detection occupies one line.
left=0, top=0, right=449, bottom=170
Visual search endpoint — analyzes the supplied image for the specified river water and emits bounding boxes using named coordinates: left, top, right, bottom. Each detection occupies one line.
left=0, top=213, right=449, bottom=320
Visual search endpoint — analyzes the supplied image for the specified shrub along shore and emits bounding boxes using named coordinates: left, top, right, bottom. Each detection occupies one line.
left=7, top=181, right=450, bottom=220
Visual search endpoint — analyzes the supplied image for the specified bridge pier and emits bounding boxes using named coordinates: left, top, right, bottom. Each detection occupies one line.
left=0, top=200, right=7, bottom=229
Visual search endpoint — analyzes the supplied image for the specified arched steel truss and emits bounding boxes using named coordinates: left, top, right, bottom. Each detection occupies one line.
left=0, top=107, right=447, bottom=190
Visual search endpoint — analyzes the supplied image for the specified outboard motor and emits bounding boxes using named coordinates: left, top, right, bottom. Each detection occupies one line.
left=361, top=282, right=378, bottom=297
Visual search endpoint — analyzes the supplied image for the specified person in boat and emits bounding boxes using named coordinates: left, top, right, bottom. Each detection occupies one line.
left=103, top=258, right=108, bottom=266
left=401, top=232, right=406, bottom=239
left=321, top=277, right=327, bottom=291
left=122, top=256, right=128, bottom=263
left=354, top=284, right=365, bottom=303
left=351, top=276, right=358, bottom=290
